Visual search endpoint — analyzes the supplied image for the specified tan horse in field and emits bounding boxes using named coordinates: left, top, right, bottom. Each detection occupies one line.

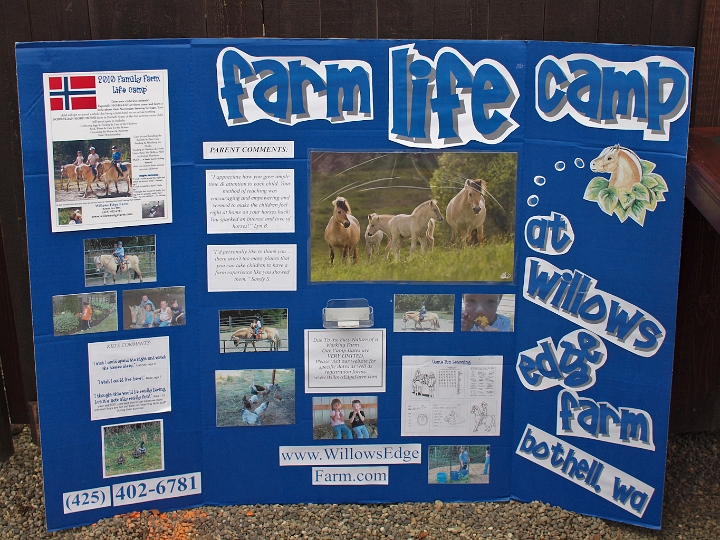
left=324, top=196, right=360, bottom=264
left=590, top=144, right=642, bottom=190
left=388, top=199, right=444, bottom=259
left=231, top=326, right=282, bottom=352
left=97, top=160, right=132, bottom=196
left=94, top=253, right=143, bottom=284
left=403, top=311, right=441, bottom=330
left=59, top=164, right=82, bottom=192
left=446, top=179, right=487, bottom=246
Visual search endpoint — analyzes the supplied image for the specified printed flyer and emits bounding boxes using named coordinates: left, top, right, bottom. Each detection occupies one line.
left=15, top=38, right=692, bottom=532
left=43, top=70, right=172, bottom=231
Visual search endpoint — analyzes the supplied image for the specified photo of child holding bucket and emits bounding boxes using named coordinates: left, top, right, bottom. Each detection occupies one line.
left=428, top=445, right=490, bottom=484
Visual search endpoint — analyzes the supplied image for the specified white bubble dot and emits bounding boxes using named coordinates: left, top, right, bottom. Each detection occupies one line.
left=574, top=158, right=585, bottom=168
left=555, top=161, right=566, bottom=171
left=527, top=195, right=539, bottom=207
left=534, top=175, right=546, bottom=186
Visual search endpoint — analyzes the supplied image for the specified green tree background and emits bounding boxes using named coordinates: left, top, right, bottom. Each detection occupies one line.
left=429, top=153, right=517, bottom=241
left=395, top=294, right=453, bottom=313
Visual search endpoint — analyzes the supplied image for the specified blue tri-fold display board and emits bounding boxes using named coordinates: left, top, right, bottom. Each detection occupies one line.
left=15, top=38, right=692, bottom=531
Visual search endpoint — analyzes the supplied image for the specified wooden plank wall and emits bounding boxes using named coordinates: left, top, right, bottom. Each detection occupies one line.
left=0, top=0, right=711, bottom=434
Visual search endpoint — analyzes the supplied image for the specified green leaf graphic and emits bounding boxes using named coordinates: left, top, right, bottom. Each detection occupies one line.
left=617, top=189, right=636, bottom=210
left=614, top=204, right=630, bottom=222
left=640, top=160, right=656, bottom=175
left=630, top=199, right=647, bottom=225
left=647, top=173, right=668, bottom=192
left=584, top=177, right=610, bottom=201
left=641, top=175, right=659, bottom=189
left=632, top=183, right=650, bottom=202
left=646, top=189, right=658, bottom=211
left=598, top=188, right=618, bottom=215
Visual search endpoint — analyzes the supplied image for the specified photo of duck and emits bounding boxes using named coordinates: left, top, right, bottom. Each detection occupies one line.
left=117, top=453, right=125, bottom=465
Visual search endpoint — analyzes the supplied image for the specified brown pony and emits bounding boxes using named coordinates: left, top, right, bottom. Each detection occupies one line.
left=324, top=196, right=360, bottom=264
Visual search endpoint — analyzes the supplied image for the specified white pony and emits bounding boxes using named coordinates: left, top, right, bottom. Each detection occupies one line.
left=387, top=200, right=444, bottom=259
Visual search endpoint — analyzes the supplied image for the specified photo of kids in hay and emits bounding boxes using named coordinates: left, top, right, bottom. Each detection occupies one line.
left=310, top=152, right=516, bottom=282
left=216, top=369, right=295, bottom=427
left=428, top=445, right=490, bottom=484
left=312, top=396, right=378, bottom=440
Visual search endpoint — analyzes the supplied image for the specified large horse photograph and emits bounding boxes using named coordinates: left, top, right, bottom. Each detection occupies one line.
left=310, top=152, right=516, bottom=282
left=52, top=138, right=132, bottom=201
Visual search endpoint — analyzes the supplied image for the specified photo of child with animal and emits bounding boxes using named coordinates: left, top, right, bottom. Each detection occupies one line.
left=52, top=292, right=117, bottom=336
left=216, top=369, right=295, bottom=427
left=58, top=207, right=83, bottom=225
left=310, top=152, right=516, bottom=282
left=142, top=201, right=165, bottom=219
left=312, top=396, right=378, bottom=440
left=102, top=420, right=163, bottom=478
left=461, top=294, right=515, bottom=332
left=84, top=235, right=157, bottom=287
left=394, top=294, right=454, bottom=332
left=122, top=286, right=185, bottom=329
left=219, top=309, right=288, bottom=353
left=428, top=445, right=489, bottom=484
left=52, top=138, right=132, bottom=201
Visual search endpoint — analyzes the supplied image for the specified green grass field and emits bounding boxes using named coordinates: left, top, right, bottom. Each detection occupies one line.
left=103, top=422, right=162, bottom=477
left=311, top=241, right=514, bottom=282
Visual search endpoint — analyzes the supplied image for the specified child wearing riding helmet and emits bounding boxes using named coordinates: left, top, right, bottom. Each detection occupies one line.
left=114, top=241, right=125, bottom=270
left=72, top=151, right=84, bottom=167
left=86, top=147, right=99, bottom=180
left=111, top=145, right=124, bottom=177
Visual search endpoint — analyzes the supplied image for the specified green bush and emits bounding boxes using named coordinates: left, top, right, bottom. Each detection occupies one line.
left=54, top=313, right=79, bottom=334
left=92, top=301, right=115, bottom=312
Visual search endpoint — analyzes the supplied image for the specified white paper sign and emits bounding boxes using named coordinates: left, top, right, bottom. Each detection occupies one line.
left=206, top=169, right=294, bottom=234
left=203, top=141, right=294, bottom=159
left=305, top=329, right=386, bottom=393
left=44, top=70, right=172, bottom=231
left=401, top=355, right=503, bottom=436
left=88, top=337, right=171, bottom=420
left=207, top=244, right=297, bottom=291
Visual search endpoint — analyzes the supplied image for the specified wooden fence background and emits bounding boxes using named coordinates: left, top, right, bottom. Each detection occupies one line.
left=2, top=0, right=720, bottom=456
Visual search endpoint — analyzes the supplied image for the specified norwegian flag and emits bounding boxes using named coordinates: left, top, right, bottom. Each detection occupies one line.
left=48, top=75, right=97, bottom=111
